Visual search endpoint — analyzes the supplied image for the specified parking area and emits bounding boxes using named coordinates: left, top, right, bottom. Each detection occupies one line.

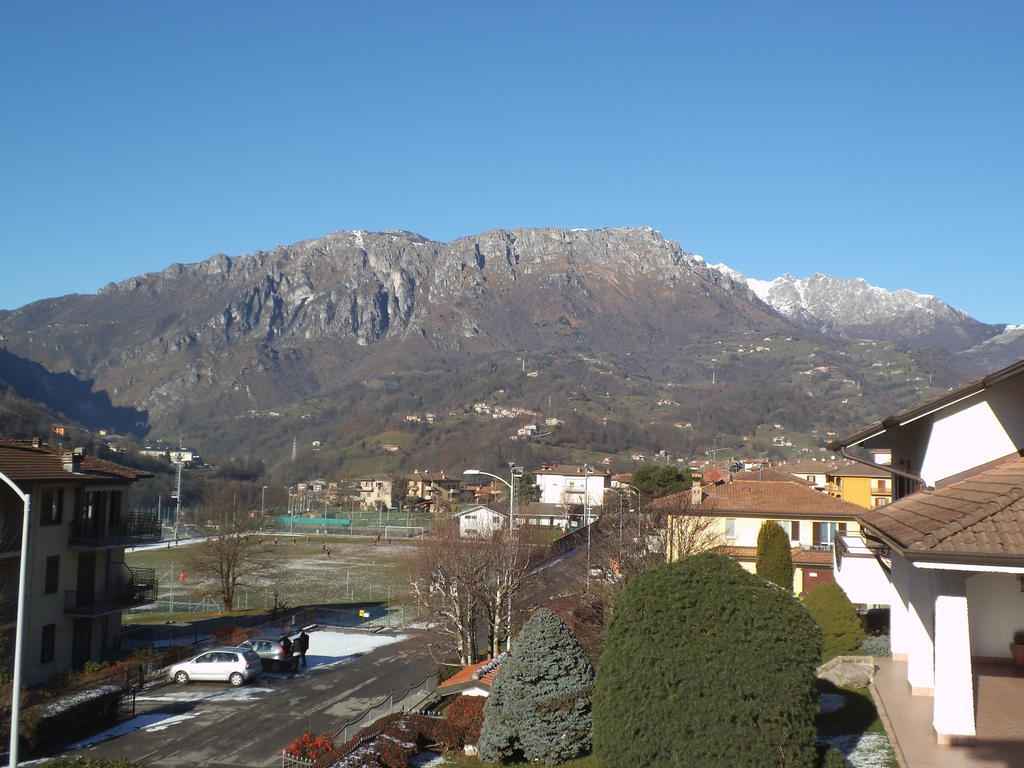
left=59, top=626, right=439, bottom=768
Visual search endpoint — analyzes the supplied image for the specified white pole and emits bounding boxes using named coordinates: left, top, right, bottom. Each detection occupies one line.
left=2, top=471, right=31, bottom=768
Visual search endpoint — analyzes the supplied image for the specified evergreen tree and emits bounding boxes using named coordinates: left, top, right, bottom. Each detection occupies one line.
left=477, top=609, right=595, bottom=764
left=593, top=553, right=821, bottom=768
left=803, top=581, right=866, bottom=662
left=756, top=520, right=794, bottom=591
left=632, top=464, right=692, bottom=498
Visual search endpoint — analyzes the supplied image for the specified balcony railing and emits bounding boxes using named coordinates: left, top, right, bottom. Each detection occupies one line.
left=69, top=511, right=162, bottom=548
left=64, top=567, right=157, bottom=616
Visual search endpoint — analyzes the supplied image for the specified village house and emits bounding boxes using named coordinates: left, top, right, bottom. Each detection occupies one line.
left=351, top=474, right=393, bottom=511
left=827, top=357, right=1024, bottom=750
left=533, top=464, right=611, bottom=509
left=453, top=505, right=508, bottom=537
left=653, top=467, right=867, bottom=594
left=785, top=457, right=893, bottom=508
left=0, top=439, right=158, bottom=686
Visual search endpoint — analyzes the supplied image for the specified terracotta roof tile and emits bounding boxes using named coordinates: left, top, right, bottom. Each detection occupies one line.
left=651, top=478, right=864, bottom=519
left=0, top=439, right=149, bottom=485
left=860, top=456, right=1024, bottom=558
left=437, top=656, right=505, bottom=692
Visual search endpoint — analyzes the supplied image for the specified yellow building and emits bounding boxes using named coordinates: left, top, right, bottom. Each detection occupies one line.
left=784, top=458, right=892, bottom=509
left=653, top=468, right=867, bottom=594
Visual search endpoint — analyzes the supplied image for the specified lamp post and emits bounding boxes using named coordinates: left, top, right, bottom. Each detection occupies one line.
left=463, top=465, right=523, bottom=652
left=2, top=471, right=30, bottom=768
left=584, top=465, right=593, bottom=590
left=260, top=485, right=267, bottom=517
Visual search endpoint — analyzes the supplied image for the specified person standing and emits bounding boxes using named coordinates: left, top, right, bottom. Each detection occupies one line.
left=296, top=629, right=310, bottom=668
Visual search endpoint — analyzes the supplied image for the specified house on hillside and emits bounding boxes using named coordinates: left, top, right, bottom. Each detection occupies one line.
left=533, top=465, right=610, bottom=510
left=651, top=468, right=867, bottom=594
left=0, top=439, right=158, bottom=686
left=827, top=357, right=1024, bottom=747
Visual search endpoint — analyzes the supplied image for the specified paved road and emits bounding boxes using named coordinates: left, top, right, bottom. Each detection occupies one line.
left=61, top=628, right=439, bottom=768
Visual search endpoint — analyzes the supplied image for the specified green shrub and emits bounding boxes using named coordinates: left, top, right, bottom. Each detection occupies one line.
left=859, top=634, right=891, bottom=657
left=803, top=582, right=866, bottom=662
left=756, top=520, right=793, bottom=591
left=593, top=553, right=821, bottom=768
left=821, top=746, right=848, bottom=767
left=477, top=609, right=594, bottom=764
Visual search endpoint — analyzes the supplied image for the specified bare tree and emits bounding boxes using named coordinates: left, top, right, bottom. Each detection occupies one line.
left=407, top=521, right=537, bottom=664
left=407, top=522, right=483, bottom=665
left=477, top=525, right=534, bottom=658
left=186, top=482, right=268, bottom=611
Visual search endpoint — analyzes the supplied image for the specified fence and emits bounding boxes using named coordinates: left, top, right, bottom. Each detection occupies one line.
left=280, top=668, right=439, bottom=766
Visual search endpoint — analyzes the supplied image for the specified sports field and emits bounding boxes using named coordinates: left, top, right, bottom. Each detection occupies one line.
left=125, top=534, right=416, bottom=620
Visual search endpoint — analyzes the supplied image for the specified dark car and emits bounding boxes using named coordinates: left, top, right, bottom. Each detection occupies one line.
left=238, top=636, right=296, bottom=672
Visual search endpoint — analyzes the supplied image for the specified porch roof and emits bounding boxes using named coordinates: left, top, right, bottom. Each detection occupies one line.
left=859, top=456, right=1024, bottom=562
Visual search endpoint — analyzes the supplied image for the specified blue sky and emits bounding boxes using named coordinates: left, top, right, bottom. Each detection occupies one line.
left=2, top=1, right=1021, bottom=323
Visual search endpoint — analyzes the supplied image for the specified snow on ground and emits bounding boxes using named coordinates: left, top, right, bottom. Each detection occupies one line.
left=137, top=685, right=276, bottom=704
left=303, top=628, right=407, bottom=670
left=66, top=712, right=201, bottom=749
left=410, top=751, right=446, bottom=766
left=821, top=732, right=895, bottom=768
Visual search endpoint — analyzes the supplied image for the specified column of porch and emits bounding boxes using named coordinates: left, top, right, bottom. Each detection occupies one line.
left=906, top=562, right=935, bottom=694
left=932, top=570, right=976, bottom=744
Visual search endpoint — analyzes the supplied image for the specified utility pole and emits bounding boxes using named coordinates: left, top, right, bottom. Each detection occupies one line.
left=584, top=464, right=593, bottom=591
left=173, top=458, right=183, bottom=540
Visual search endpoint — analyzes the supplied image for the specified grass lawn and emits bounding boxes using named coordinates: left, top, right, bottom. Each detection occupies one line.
left=125, top=535, right=417, bottom=622
left=817, top=682, right=898, bottom=767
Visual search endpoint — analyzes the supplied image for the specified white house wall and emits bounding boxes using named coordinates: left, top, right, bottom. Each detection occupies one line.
left=834, top=535, right=896, bottom=607
left=965, top=571, right=1022, bottom=660
left=919, top=401, right=1017, bottom=487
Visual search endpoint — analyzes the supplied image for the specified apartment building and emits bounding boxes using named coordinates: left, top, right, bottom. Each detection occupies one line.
left=0, top=439, right=158, bottom=686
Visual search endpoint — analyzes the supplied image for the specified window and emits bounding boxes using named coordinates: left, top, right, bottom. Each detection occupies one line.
left=873, top=497, right=889, bottom=508
left=724, top=518, right=737, bottom=539
left=790, top=521, right=801, bottom=541
left=40, top=489, right=63, bottom=525
left=45, top=556, right=60, bottom=594
left=813, top=522, right=838, bottom=546
left=41, top=624, right=55, bottom=664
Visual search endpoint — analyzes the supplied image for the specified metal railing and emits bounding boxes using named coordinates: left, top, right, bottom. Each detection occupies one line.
left=65, top=567, right=157, bottom=615
left=69, top=511, right=162, bottom=547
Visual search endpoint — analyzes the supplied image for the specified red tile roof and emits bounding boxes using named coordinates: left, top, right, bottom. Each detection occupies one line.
left=860, top=456, right=1024, bottom=560
left=730, top=467, right=817, bottom=485
left=0, top=439, right=149, bottom=486
left=715, top=544, right=834, bottom=568
left=437, top=656, right=505, bottom=692
left=651, top=478, right=864, bottom=519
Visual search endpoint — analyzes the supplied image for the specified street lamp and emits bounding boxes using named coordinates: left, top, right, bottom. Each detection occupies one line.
left=1, top=471, right=30, bottom=768
left=260, top=485, right=267, bottom=517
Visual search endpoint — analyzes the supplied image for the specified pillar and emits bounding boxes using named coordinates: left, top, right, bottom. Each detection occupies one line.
left=906, top=563, right=935, bottom=694
left=932, top=570, right=976, bottom=743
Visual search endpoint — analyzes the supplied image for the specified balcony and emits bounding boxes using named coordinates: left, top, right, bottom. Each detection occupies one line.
left=64, top=567, right=157, bottom=616
left=68, top=511, right=162, bottom=548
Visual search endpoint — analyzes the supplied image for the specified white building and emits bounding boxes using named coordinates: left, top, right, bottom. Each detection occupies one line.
left=828, top=357, right=1024, bottom=746
left=533, top=465, right=610, bottom=508
left=454, top=505, right=508, bottom=538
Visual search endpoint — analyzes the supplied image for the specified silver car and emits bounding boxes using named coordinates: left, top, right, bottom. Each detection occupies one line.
left=168, top=647, right=263, bottom=686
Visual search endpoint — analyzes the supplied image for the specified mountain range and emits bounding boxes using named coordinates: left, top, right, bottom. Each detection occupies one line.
left=0, top=227, right=1018, bottom=477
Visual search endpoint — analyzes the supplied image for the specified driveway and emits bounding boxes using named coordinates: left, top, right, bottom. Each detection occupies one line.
left=57, top=627, right=440, bottom=768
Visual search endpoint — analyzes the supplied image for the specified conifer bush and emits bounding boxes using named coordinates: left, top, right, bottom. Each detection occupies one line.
left=593, top=553, right=821, bottom=768
left=477, top=608, right=594, bottom=764
left=803, top=582, right=866, bottom=662
left=756, top=520, right=794, bottom=591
